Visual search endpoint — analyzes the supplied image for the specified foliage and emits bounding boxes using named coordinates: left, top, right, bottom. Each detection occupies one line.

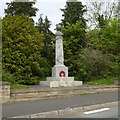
left=36, top=15, right=55, bottom=76
left=77, top=48, right=111, bottom=81
left=107, top=54, right=120, bottom=77
left=85, top=17, right=120, bottom=81
left=87, top=18, right=119, bottom=54
left=2, top=70, right=16, bottom=83
left=4, top=0, right=38, bottom=17
left=61, top=2, right=87, bottom=78
left=102, top=18, right=120, bottom=55
left=31, top=57, right=51, bottom=79
left=2, top=15, right=45, bottom=85
left=37, top=16, right=55, bottom=63
left=2, top=1, right=119, bottom=85
left=61, top=1, right=87, bottom=27
left=63, top=21, right=87, bottom=77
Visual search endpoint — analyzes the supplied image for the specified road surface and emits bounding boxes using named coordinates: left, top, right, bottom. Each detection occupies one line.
left=2, top=91, right=118, bottom=118
left=58, top=106, right=118, bottom=118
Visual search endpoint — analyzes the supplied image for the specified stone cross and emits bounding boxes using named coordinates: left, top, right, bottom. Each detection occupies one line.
left=55, top=25, right=64, bottom=65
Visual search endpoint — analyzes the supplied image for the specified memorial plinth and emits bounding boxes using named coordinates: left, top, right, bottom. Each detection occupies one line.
left=40, top=25, right=82, bottom=87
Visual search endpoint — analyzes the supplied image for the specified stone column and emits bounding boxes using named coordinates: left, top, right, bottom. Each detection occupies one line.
left=52, top=25, right=68, bottom=78
left=55, top=31, right=64, bottom=65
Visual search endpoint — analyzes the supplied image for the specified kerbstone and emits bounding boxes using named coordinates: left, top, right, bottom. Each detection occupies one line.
left=72, top=107, right=83, bottom=113
left=83, top=104, right=106, bottom=111
left=58, top=107, right=73, bottom=116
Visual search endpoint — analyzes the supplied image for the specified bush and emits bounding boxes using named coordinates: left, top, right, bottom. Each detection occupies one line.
left=77, top=48, right=111, bottom=81
left=32, top=58, right=51, bottom=78
left=2, top=15, right=44, bottom=85
left=2, top=70, right=16, bottom=83
left=108, top=55, right=120, bottom=77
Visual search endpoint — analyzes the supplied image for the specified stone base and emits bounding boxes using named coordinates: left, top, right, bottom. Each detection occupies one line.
left=52, top=65, right=68, bottom=77
left=40, top=77, right=82, bottom=88
left=46, top=77, right=74, bottom=81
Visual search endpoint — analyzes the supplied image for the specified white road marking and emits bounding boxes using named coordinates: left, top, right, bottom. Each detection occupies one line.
left=84, top=108, right=110, bottom=115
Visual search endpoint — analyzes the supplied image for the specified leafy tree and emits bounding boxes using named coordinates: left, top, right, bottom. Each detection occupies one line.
left=2, top=15, right=45, bottom=85
left=88, top=18, right=119, bottom=54
left=86, top=17, right=120, bottom=78
left=4, top=0, right=38, bottom=17
left=102, top=18, right=120, bottom=55
left=102, top=18, right=120, bottom=77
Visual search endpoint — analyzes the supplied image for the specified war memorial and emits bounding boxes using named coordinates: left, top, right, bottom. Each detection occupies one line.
left=40, top=25, right=82, bottom=87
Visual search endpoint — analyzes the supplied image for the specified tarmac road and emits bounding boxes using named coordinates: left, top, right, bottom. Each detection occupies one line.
left=2, top=91, right=118, bottom=118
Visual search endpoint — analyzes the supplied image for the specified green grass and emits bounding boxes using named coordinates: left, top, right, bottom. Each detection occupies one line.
left=84, top=77, right=114, bottom=85
left=11, top=84, right=29, bottom=89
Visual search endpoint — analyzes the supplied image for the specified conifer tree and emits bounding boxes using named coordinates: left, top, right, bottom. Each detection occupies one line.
left=61, top=0, right=86, bottom=27
left=36, top=15, right=55, bottom=75
left=61, top=1, right=87, bottom=78
left=4, top=0, right=38, bottom=17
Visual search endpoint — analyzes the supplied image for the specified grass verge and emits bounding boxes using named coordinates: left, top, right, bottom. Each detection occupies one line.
left=11, top=84, right=29, bottom=89
left=84, top=77, right=114, bottom=85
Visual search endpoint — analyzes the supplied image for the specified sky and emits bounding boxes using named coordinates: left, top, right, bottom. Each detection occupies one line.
left=0, top=0, right=88, bottom=32
left=0, top=0, right=76, bottom=32
left=34, top=0, right=66, bottom=32
left=0, top=0, right=117, bottom=32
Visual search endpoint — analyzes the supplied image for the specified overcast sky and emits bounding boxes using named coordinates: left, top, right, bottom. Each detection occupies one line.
left=0, top=0, right=87, bottom=32
left=0, top=0, right=116, bottom=32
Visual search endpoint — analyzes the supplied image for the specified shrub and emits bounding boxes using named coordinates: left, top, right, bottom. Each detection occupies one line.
left=2, top=15, right=44, bottom=85
left=2, top=70, right=16, bottom=83
left=77, top=48, right=111, bottom=81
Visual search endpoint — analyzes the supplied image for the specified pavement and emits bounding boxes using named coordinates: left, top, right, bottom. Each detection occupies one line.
left=2, top=90, right=118, bottom=118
